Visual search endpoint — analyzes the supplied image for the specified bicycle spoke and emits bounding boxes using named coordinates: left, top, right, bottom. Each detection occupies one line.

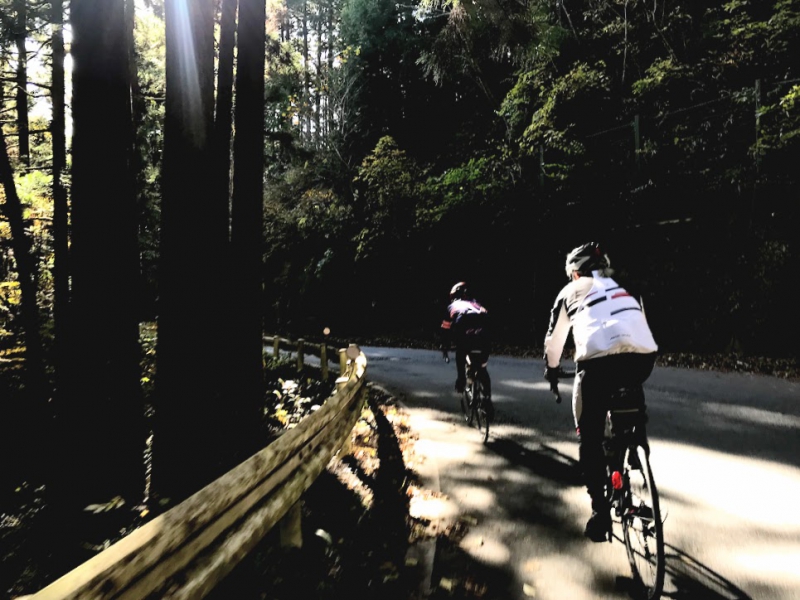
left=622, top=444, right=665, bottom=600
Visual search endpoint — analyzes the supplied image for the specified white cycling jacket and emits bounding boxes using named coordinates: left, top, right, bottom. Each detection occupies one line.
left=544, top=272, right=657, bottom=367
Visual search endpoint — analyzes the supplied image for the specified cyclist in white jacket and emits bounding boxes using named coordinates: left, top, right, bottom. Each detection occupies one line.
left=543, top=242, right=658, bottom=541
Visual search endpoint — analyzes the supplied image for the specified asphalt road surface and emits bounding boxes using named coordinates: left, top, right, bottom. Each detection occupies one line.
left=360, top=346, right=800, bottom=600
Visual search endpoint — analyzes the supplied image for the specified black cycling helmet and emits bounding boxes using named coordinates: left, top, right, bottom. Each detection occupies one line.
left=565, top=242, right=611, bottom=278
left=449, top=281, right=469, bottom=301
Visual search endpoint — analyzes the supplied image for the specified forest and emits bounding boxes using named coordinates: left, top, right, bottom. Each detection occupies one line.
left=0, top=0, right=797, bottom=594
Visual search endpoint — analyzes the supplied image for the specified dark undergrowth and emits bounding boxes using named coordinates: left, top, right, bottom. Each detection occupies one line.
left=0, top=349, right=336, bottom=600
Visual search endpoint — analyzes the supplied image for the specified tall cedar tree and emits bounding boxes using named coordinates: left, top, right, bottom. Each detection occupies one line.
left=212, top=0, right=237, bottom=248
left=13, top=0, right=29, bottom=165
left=155, top=0, right=220, bottom=503
left=63, top=0, right=144, bottom=507
left=210, top=0, right=237, bottom=432
left=51, top=0, right=68, bottom=404
left=0, top=127, right=47, bottom=417
left=228, top=0, right=266, bottom=456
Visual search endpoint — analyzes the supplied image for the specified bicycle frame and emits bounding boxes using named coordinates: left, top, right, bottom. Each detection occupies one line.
left=465, top=351, right=488, bottom=384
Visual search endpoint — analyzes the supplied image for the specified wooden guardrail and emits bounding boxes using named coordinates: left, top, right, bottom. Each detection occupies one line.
left=25, top=342, right=368, bottom=600
left=264, top=335, right=347, bottom=381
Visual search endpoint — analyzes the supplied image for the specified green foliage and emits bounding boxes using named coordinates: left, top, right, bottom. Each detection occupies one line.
left=132, top=6, right=167, bottom=318
left=519, top=61, right=610, bottom=157
left=352, top=136, right=420, bottom=260
left=265, top=376, right=324, bottom=428
left=631, top=58, right=687, bottom=98
left=262, top=357, right=335, bottom=430
left=418, top=154, right=513, bottom=226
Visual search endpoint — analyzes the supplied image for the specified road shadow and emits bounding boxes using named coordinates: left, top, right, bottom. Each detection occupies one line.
left=425, top=533, right=520, bottom=600
left=486, top=437, right=583, bottom=487
left=662, top=543, right=753, bottom=600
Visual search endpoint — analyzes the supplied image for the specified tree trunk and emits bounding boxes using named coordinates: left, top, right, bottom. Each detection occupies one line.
left=155, top=0, right=218, bottom=503
left=326, top=0, right=335, bottom=142
left=125, top=0, right=146, bottom=279
left=0, top=127, right=47, bottom=405
left=51, top=0, right=68, bottom=402
left=302, top=0, right=309, bottom=141
left=212, top=0, right=237, bottom=247
left=64, top=0, right=144, bottom=508
left=228, top=0, right=266, bottom=458
left=209, top=0, right=238, bottom=423
left=14, top=0, right=29, bottom=165
left=314, top=3, right=322, bottom=148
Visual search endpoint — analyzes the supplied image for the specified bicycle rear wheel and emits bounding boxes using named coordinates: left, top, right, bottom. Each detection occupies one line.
left=473, top=381, right=489, bottom=443
left=461, top=385, right=472, bottom=425
left=622, top=444, right=665, bottom=600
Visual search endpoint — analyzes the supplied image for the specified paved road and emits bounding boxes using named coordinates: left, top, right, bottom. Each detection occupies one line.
left=361, top=346, right=800, bottom=600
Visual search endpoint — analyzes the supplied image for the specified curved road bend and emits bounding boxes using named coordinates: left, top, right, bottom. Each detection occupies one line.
left=361, top=346, right=800, bottom=600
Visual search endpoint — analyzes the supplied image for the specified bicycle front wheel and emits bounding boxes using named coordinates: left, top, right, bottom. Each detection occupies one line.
left=622, top=444, right=665, bottom=600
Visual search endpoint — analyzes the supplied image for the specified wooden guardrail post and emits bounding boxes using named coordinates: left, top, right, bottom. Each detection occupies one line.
left=320, top=343, right=328, bottom=381
left=339, top=347, right=347, bottom=374
left=279, top=500, right=303, bottom=549
left=338, top=387, right=366, bottom=458
left=273, top=337, right=280, bottom=360
left=296, top=338, right=305, bottom=373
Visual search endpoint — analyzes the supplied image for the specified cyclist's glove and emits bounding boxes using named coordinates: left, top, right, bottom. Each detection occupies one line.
left=544, top=366, right=561, bottom=386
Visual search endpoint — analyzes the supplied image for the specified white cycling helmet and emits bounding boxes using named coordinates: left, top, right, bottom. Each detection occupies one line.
left=565, top=242, right=611, bottom=278
left=449, top=281, right=469, bottom=301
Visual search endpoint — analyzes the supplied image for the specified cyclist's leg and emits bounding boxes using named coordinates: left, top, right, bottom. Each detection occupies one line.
left=478, top=351, right=491, bottom=398
left=608, top=352, right=656, bottom=443
left=575, top=361, right=613, bottom=541
left=454, top=346, right=467, bottom=392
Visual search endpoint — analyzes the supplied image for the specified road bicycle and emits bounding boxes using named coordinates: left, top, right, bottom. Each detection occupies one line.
left=443, top=349, right=493, bottom=444
left=550, top=369, right=665, bottom=600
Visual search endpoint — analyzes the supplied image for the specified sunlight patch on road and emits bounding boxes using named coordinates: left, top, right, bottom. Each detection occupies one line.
left=413, top=439, right=470, bottom=461
left=499, top=379, right=551, bottom=391
left=409, top=494, right=460, bottom=522
left=651, top=440, right=800, bottom=530
left=700, top=402, right=800, bottom=429
left=407, top=390, right=439, bottom=398
left=407, top=409, right=458, bottom=432
left=727, top=544, right=800, bottom=586
left=449, top=484, right=497, bottom=512
left=533, top=555, right=597, bottom=600
left=459, top=533, right=511, bottom=566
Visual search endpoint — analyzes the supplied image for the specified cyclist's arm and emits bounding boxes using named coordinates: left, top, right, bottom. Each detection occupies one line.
left=440, top=310, right=453, bottom=355
left=544, top=292, right=570, bottom=368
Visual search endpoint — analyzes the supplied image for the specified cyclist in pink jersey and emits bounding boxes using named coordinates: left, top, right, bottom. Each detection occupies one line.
left=441, top=282, right=492, bottom=414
